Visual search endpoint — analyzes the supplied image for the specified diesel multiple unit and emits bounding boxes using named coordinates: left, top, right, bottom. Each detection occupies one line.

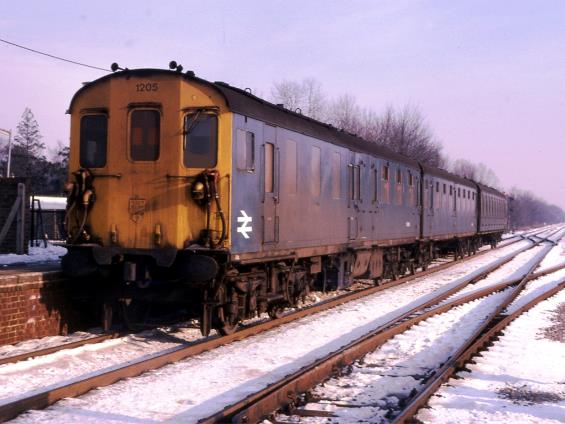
left=62, top=67, right=508, bottom=334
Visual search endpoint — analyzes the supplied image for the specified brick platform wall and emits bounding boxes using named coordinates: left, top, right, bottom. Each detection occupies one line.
left=0, top=271, right=84, bottom=346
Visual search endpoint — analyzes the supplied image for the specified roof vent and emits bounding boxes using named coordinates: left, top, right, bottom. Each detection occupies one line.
left=276, top=103, right=285, bottom=108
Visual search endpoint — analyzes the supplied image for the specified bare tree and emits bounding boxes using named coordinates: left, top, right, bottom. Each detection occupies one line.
left=271, top=78, right=326, bottom=120
left=301, top=78, right=325, bottom=120
left=451, top=159, right=501, bottom=188
left=369, top=106, right=444, bottom=167
left=509, top=188, right=565, bottom=229
left=327, top=94, right=362, bottom=134
left=271, top=80, right=445, bottom=166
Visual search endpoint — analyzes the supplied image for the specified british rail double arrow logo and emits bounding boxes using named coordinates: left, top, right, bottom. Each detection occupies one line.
left=237, top=210, right=253, bottom=239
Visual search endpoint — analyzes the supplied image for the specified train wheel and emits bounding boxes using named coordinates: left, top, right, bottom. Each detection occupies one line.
left=267, top=304, right=285, bottom=319
left=214, top=307, right=239, bottom=335
left=217, top=319, right=238, bottom=336
left=213, top=284, right=239, bottom=335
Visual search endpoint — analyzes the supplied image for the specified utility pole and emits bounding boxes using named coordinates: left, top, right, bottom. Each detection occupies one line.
left=0, top=128, right=12, bottom=177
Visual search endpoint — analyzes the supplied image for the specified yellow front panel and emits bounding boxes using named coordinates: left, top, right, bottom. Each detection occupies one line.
left=68, top=73, right=232, bottom=251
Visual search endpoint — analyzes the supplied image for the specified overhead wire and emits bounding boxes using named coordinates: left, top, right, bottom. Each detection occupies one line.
left=0, top=37, right=110, bottom=72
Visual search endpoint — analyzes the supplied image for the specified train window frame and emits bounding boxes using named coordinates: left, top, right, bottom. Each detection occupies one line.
left=285, top=139, right=297, bottom=195
left=79, top=114, right=108, bottom=168
left=129, top=108, right=161, bottom=162
left=331, top=151, right=341, bottom=199
left=311, top=145, right=322, bottom=198
left=354, top=165, right=361, bottom=201
left=395, top=168, right=403, bottom=206
left=381, top=164, right=390, bottom=204
left=236, top=129, right=255, bottom=172
left=264, top=142, right=274, bottom=193
left=372, top=167, right=378, bottom=204
left=382, top=165, right=389, bottom=181
left=183, top=111, right=218, bottom=168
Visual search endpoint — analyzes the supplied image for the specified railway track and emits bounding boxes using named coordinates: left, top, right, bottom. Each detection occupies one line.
left=0, top=227, right=552, bottom=368
left=0, top=228, right=561, bottom=422
left=212, top=229, right=563, bottom=423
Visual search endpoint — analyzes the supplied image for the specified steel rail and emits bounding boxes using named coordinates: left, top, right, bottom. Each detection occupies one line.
left=0, top=333, right=121, bottom=367
left=0, top=231, right=534, bottom=368
left=391, top=235, right=564, bottom=423
left=0, top=237, right=545, bottom=422
left=393, top=279, right=565, bottom=423
left=199, top=239, right=562, bottom=423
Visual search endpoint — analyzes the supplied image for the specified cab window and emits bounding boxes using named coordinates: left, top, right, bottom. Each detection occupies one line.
left=184, top=113, right=218, bottom=168
left=80, top=115, right=107, bottom=168
left=131, top=110, right=160, bottom=161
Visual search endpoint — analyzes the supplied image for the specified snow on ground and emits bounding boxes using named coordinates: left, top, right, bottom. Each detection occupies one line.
left=0, top=331, right=99, bottom=359
left=0, top=327, right=205, bottom=400
left=445, top=229, right=564, bottom=305
left=4, top=240, right=539, bottom=423
left=539, top=231, right=565, bottom=270
left=417, top=290, right=565, bottom=424
left=0, top=242, right=66, bottom=266
left=274, top=235, right=565, bottom=423
left=276, top=291, right=511, bottom=423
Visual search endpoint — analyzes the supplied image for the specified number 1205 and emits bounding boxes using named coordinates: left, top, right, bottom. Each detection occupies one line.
left=136, top=82, right=159, bottom=92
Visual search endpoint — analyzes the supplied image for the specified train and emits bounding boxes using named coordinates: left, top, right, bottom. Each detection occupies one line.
left=61, top=64, right=508, bottom=335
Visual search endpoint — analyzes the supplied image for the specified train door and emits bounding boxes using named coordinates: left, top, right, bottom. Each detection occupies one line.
left=347, top=152, right=359, bottom=240
left=426, top=178, right=434, bottom=237
left=452, top=185, right=457, bottom=232
left=370, top=161, right=380, bottom=240
left=262, top=125, right=279, bottom=244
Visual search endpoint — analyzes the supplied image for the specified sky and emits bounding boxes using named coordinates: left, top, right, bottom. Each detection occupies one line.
left=0, top=0, right=564, bottom=209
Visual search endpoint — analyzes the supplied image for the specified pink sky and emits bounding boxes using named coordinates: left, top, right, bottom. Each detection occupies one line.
left=0, top=0, right=563, bottom=210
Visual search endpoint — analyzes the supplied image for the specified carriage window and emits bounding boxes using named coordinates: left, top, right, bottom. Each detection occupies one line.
left=408, top=172, right=413, bottom=187
left=331, top=152, right=341, bottom=199
left=354, top=165, right=361, bottom=200
left=80, top=115, right=107, bottom=168
left=396, top=169, right=402, bottom=184
left=285, top=139, right=297, bottom=194
left=236, top=129, right=255, bottom=171
left=184, top=113, right=217, bottom=167
left=382, top=165, right=390, bottom=203
left=311, top=146, right=321, bottom=197
left=131, top=110, right=160, bottom=161
left=264, top=143, right=274, bottom=193
left=372, top=168, right=378, bottom=204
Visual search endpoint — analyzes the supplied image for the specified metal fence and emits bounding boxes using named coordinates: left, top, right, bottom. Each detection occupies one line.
left=30, top=195, right=66, bottom=244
